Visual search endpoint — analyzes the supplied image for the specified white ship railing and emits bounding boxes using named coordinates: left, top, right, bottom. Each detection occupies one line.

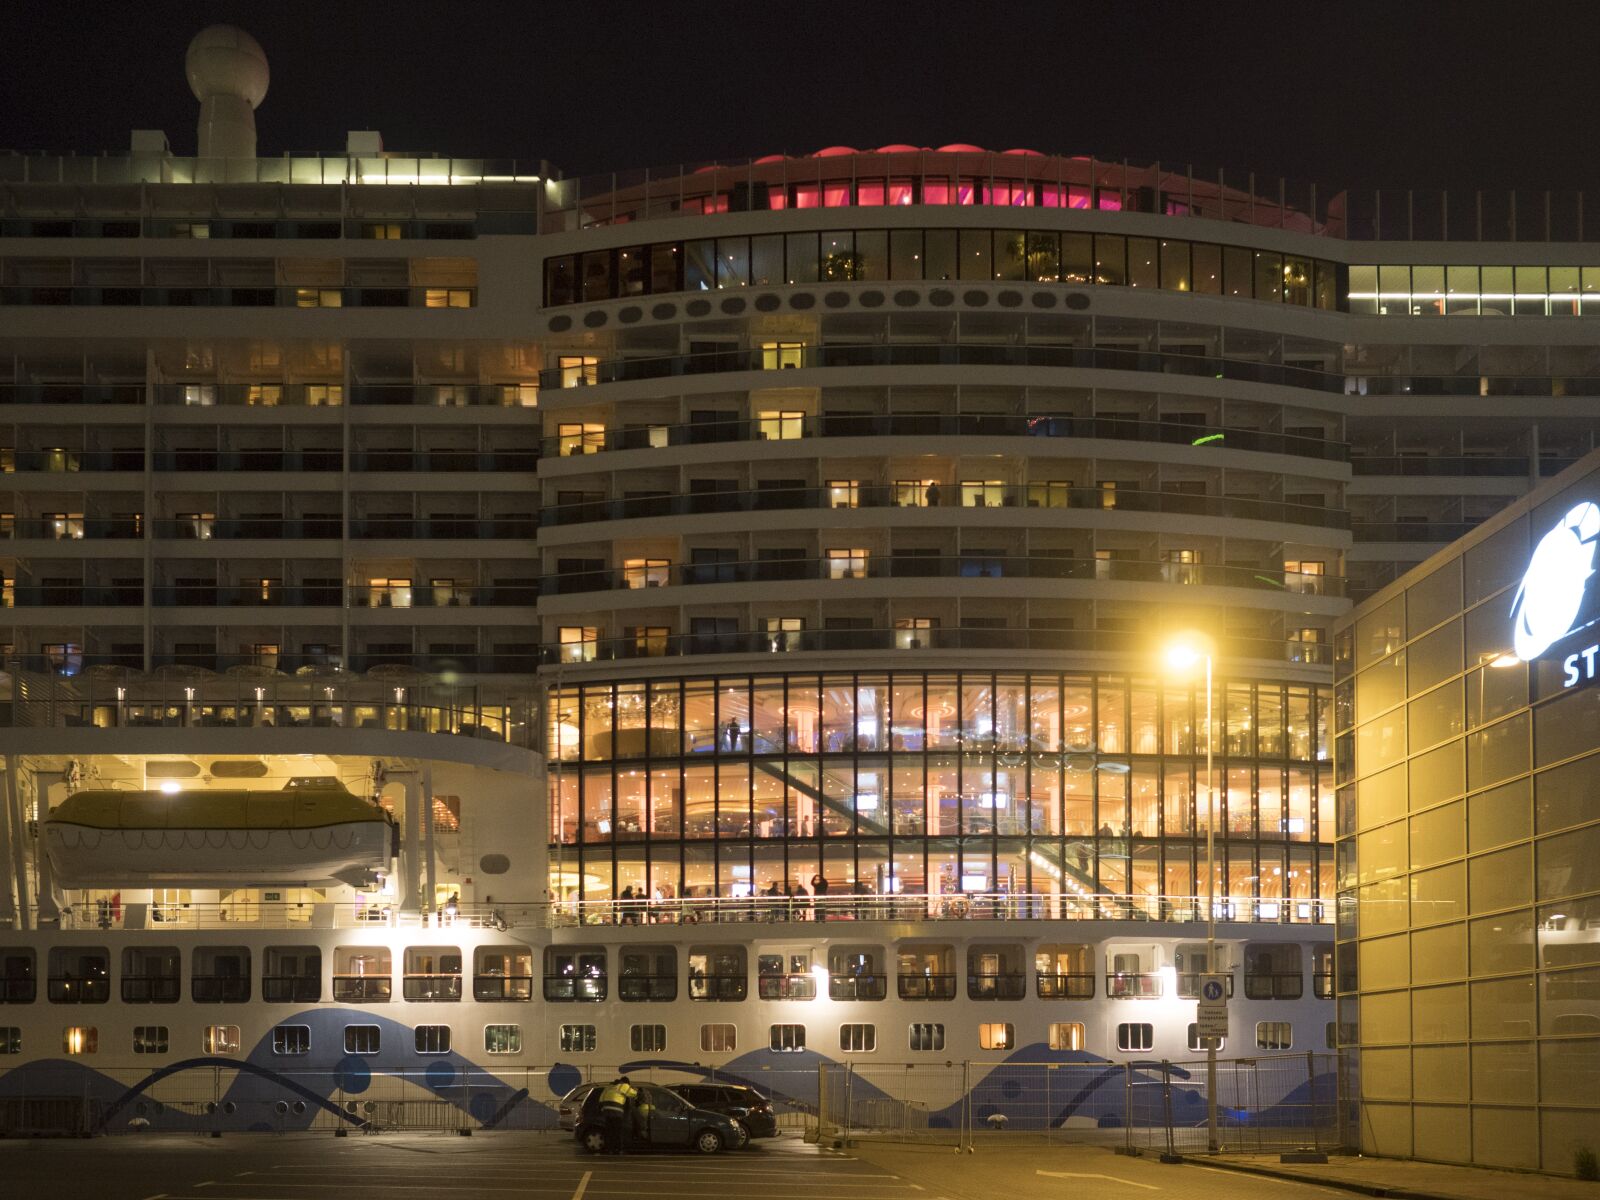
left=557, top=892, right=1330, bottom=926
left=17, top=892, right=1330, bottom=932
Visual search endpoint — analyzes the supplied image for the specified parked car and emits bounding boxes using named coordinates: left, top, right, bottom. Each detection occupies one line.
left=558, top=1083, right=602, bottom=1132
left=573, top=1082, right=741, bottom=1155
left=668, top=1082, right=779, bottom=1142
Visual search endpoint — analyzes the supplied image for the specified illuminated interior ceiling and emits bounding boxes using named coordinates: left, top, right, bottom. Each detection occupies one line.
left=22, top=753, right=420, bottom=791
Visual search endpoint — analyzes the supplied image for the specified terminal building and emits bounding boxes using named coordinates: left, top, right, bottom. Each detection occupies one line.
left=0, top=22, right=1591, bottom=1145
left=1335, top=450, right=1600, bottom=1173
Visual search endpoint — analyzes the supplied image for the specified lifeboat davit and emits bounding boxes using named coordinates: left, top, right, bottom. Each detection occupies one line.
left=42, top=781, right=393, bottom=888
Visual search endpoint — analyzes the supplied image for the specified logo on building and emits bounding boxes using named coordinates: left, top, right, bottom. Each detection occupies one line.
left=1510, top=500, right=1600, bottom=661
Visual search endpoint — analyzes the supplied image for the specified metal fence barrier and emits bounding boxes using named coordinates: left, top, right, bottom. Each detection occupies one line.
left=814, top=1053, right=1345, bottom=1154
left=0, top=1055, right=1344, bottom=1147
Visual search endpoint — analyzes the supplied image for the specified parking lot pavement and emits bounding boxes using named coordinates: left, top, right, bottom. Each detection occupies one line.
left=847, top=1140, right=1360, bottom=1200
left=0, top=1130, right=924, bottom=1200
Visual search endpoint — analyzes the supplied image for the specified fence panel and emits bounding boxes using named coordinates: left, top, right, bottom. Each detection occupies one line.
left=814, top=1054, right=1341, bottom=1153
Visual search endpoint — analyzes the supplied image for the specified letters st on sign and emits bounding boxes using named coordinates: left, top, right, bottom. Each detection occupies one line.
left=1509, top=501, right=1600, bottom=696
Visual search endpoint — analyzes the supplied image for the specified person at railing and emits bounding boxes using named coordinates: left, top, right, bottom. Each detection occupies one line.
left=810, top=873, right=828, bottom=920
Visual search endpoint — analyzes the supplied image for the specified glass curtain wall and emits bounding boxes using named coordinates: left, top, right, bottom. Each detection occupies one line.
left=548, top=669, right=1333, bottom=922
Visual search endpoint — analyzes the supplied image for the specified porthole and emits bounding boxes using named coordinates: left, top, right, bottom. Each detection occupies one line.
left=1030, top=292, right=1058, bottom=308
left=1064, top=292, right=1091, bottom=310
left=823, top=291, right=850, bottom=308
left=929, top=289, right=955, bottom=306
left=719, top=297, right=747, bottom=315
left=962, top=289, right=989, bottom=307
left=546, top=315, right=572, bottom=333
left=618, top=306, right=642, bottom=323
left=685, top=299, right=712, bottom=317
left=893, top=290, right=920, bottom=307
left=790, top=293, right=816, bottom=310
left=859, top=290, right=885, bottom=307
left=997, top=290, right=1023, bottom=307
left=650, top=302, right=677, bottom=320
left=753, top=294, right=780, bottom=312
left=581, top=310, right=607, bottom=328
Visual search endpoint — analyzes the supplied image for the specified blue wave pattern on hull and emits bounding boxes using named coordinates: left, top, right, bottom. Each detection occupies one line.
left=0, top=1020, right=1336, bottom=1134
left=0, top=1009, right=555, bottom=1133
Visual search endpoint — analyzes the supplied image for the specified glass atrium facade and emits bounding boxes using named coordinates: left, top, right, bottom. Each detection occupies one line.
left=1335, top=456, right=1600, bottom=1172
left=551, top=669, right=1334, bottom=918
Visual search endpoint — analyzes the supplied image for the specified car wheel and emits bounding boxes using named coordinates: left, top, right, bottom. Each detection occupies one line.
left=580, top=1127, right=609, bottom=1155
left=734, top=1121, right=752, bottom=1148
left=693, top=1128, right=725, bottom=1155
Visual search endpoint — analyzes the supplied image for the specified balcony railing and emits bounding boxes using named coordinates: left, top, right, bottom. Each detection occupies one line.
left=4, top=449, right=145, bottom=471
left=0, top=384, right=146, bottom=405
left=0, top=285, right=476, bottom=308
left=555, top=625, right=1331, bottom=668
left=1036, top=972, right=1096, bottom=999
left=3, top=585, right=143, bottom=607
left=1312, top=971, right=1335, bottom=999
left=968, top=972, right=1028, bottom=1001
left=1107, top=972, right=1164, bottom=999
left=829, top=975, right=888, bottom=1001
left=473, top=975, right=534, bottom=1002
left=1350, top=520, right=1482, bottom=543
left=331, top=975, right=392, bottom=1002
left=350, top=516, right=537, bottom=540
left=1349, top=455, right=1565, bottom=477
left=349, top=450, right=539, bottom=472
left=687, top=974, right=748, bottom=1002
left=543, top=974, right=606, bottom=1002
left=758, top=973, right=818, bottom=1001
left=0, top=977, right=37, bottom=1003
left=143, top=585, right=531, bottom=611
left=542, top=553, right=1344, bottom=598
left=46, top=975, right=110, bottom=1003
left=262, top=975, right=322, bottom=1003
left=1245, top=971, right=1305, bottom=1000
left=402, top=973, right=463, bottom=1001
left=120, top=975, right=181, bottom=1003
left=192, top=975, right=251, bottom=1003
left=3, top=518, right=142, bottom=540
left=617, top=974, right=677, bottom=1002
left=540, top=482, right=1348, bottom=533
left=898, top=973, right=959, bottom=1000
left=540, top=343, right=1358, bottom=394
left=542, top=413, right=1349, bottom=464
left=152, top=450, right=344, bottom=472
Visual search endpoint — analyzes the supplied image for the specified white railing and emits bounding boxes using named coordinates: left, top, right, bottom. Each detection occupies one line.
left=554, top=892, right=1329, bottom=927
left=14, top=892, right=1330, bottom=934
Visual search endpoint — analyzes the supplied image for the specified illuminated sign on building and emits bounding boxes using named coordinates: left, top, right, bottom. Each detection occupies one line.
left=1511, top=500, right=1600, bottom=686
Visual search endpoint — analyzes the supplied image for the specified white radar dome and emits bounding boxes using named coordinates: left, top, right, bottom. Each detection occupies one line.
left=185, top=25, right=270, bottom=108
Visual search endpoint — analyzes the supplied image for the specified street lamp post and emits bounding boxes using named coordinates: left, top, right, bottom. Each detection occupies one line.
left=1166, top=636, right=1219, bottom=1153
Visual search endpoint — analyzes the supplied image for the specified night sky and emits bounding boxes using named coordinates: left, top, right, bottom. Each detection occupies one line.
left=2, top=2, right=1596, bottom=190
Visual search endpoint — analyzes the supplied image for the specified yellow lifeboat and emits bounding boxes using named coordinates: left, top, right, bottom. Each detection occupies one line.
left=42, top=779, right=393, bottom=887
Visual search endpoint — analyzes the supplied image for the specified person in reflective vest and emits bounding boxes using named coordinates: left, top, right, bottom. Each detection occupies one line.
left=597, top=1076, right=637, bottom=1154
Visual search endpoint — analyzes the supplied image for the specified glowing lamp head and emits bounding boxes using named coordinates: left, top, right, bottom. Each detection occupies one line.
left=159, top=780, right=181, bottom=795
left=1165, top=644, right=1202, bottom=671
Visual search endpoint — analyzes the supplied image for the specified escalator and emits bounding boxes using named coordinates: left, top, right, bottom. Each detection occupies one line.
left=752, top=759, right=889, bottom=836
left=751, top=758, right=1101, bottom=898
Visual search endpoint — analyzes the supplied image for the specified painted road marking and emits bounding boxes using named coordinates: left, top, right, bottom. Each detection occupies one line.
left=1036, top=1169, right=1160, bottom=1191
left=571, top=1170, right=591, bottom=1200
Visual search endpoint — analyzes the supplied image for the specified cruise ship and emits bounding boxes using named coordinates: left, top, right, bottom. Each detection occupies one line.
left=0, top=24, right=1590, bottom=1136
